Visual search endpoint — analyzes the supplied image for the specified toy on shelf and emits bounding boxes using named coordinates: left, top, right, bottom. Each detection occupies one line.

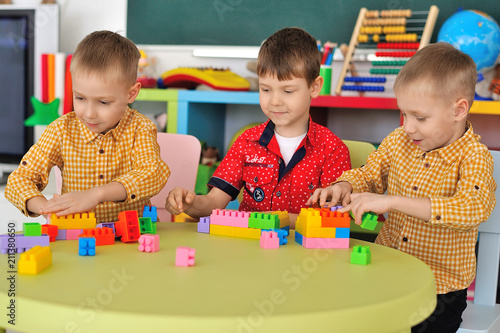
left=175, top=247, right=195, bottom=267
left=18, top=246, right=52, bottom=275
left=197, top=209, right=290, bottom=240
left=335, top=6, right=439, bottom=96
left=137, top=49, right=158, bottom=88
left=351, top=245, right=371, bottom=265
left=295, top=207, right=350, bottom=249
left=158, top=67, right=250, bottom=91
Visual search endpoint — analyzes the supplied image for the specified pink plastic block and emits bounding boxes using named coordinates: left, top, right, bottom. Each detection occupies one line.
left=301, top=236, right=349, bottom=249
left=210, top=209, right=250, bottom=227
left=175, top=247, right=195, bottom=267
left=138, top=234, right=160, bottom=253
left=66, top=229, right=82, bottom=240
left=259, top=231, right=280, bottom=249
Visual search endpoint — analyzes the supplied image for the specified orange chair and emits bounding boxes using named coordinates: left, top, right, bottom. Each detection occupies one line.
left=55, top=132, right=201, bottom=223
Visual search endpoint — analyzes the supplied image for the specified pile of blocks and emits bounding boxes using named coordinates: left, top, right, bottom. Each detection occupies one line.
left=295, top=207, right=351, bottom=249
left=197, top=209, right=290, bottom=242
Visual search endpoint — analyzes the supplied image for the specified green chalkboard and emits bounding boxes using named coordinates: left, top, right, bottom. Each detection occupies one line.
left=127, top=0, right=500, bottom=46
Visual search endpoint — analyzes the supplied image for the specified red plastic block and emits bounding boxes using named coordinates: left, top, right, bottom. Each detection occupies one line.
left=138, top=234, right=160, bottom=253
left=80, top=228, right=115, bottom=246
left=116, top=211, right=141, bottom=243
left=259, top=231, right=279, bottom=249
left=41, top=224, right=58, bottom=242
left=175, top=247, right=195, bottom=267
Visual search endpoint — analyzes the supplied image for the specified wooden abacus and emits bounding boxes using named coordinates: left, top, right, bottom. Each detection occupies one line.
left=335, top=6, right=439, bottom=96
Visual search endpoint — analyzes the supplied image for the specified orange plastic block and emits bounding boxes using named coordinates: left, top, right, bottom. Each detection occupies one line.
left=50, top=213, right=96, bottom=230
left=41, top=224, right=58, bottom=242
left=18, top=246, right=52, bottom=275
left=80, top=227, right=115, bottom=246
left=116, top=211, right=140, bottom=243
left=320, top=209, right=350, bottom=228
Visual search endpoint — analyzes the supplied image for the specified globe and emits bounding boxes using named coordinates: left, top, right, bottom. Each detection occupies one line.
left=437, top=9, right=500, bottom=71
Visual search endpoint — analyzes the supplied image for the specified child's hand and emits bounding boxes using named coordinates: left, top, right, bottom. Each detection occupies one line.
left=39, top=190, right=100, bottom=217
left=306, top=182, right=353, bottom=208
left=338, top=192, right=390, bottom=225
left=165, top=187, right=196, bottom=215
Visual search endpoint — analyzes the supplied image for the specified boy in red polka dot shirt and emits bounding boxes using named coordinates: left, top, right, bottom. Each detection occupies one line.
left=166, top=27, right=351, bottom=226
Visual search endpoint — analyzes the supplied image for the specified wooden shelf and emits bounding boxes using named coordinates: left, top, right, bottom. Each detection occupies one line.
left=470, top=101, right=500, bottom=115
left=312, top=96, right=399, bottom=109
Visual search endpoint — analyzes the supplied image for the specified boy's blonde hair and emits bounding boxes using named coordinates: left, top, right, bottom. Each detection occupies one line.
left=70, top=30, right=141, bottom=87
left=257, top=27, right=321, bottom=87
left=394, top=42, right=477, bottom=107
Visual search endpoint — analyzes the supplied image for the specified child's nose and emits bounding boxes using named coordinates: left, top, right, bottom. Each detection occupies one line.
left=270, top=92, right=282, bottom=106
left=403, top=119, right=416, bottom=134
left=84, top=105, right=97, bottom=119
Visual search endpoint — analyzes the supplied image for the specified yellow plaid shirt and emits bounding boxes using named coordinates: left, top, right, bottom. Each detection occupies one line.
left=338, top=123, right=496, bottom=294
left=5, top=107, right=170, bottom=223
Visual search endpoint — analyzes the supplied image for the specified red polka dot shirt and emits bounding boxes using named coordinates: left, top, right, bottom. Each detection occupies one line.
left=208, top=118, right=351, bottom=214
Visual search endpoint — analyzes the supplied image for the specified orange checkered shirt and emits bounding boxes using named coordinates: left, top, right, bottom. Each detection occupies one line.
left=337, top=123, right=496, bottom=294
left=5, top=107, right=170, bottom=223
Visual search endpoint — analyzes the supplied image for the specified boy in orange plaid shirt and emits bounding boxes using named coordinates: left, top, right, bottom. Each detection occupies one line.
left=5, top=31, right=170, bottom=223
left=308, top=43, right=496, bottom=333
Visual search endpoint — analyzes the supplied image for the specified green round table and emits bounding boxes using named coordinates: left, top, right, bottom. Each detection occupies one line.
left=0, top=222, right=436, bottom=333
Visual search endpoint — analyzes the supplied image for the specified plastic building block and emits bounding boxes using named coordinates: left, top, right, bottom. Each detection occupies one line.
left=41, top=224, right=58, bottom=242
left=66, top=229, right=82, bottom=240
left=0, top=234, right=50, bottom=254
left=23, top=222, right=42, bottom=236
left=56, top=229, right=67, bottom=240
left=142, top=205, right=158, bottom=222
left=297, top=232, right=349, bottom=249
left=351, top=245, right=371, bottom=265
left=139, top=217, right=157, bottom=234
left=270, top=211, right=290, bottom=228
left=175, top=247, right=195, bottom=267
left=138, top=234, right=160, bottom=252
left=248, top=212, right=280, bottom=229
left=295, top=231, right=303, bottom=245
left=262, top=228, right=288, bottom=245
left=260, top=231, right=279, bottom=249
left=97, top=222, right=116, bottom=235
left=322, top=209, right=350, bottom=228
left=80, top=228, right=114, bottom=246
left=116, top=211, right=141, bottom=243
left=50, top=213, right=96, bottom=230
left=210, top=209, right=250, bottom=227
left=349, top=211, right=379, bottom=231
left=198, top=216, right=210, bottom=233
left=335, top=228, right=350, bottom=239
left=232, top=227, right=261, bottom=239
left=18, top=246, right=52, bottom=275
left=79, top=237, right=96, bottom=256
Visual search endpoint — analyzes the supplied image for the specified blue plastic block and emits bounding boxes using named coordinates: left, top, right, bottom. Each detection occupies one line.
left=294, top=231, right=303, bottom=245
left=79, top=237, right=96, bottom=256
left=143, top=205, right=158, bottom=222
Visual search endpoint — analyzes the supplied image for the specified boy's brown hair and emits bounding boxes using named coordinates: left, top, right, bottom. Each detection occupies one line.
left=394, top=42, right=477, bottom=108
left=70, top=30, right=141, bottom=86
left=257, top=27, right=321, bottom=87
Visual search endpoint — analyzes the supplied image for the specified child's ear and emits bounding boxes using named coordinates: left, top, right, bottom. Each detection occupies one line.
left=127, top=82, right=141, bottom=103
left=310, top=75, right=323, bottom=98
left=454, top=98, right=469, bottom=121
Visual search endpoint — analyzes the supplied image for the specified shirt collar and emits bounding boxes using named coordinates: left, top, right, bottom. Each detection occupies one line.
left=258, top=116, right=317, bottom=147
left=412, top=121, right=476, bottom=164
left=79, top=106, right=133, bottom=143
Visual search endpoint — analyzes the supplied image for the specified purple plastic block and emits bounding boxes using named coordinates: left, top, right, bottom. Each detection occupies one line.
left=97, top=222, right=116, bottom=234
left=56, top=229, right=67, bottom=240
left=330, top=205, right=344, bottom=212
left=197, top=216, right=210, bottom=233
left=0, top=234, right=50, bottom=254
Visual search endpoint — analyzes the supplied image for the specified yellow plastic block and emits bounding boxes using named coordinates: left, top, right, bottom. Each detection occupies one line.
left=210, top=224, right=236, bottom=237
left=270, top=211, right=290, bottom=228
left=233, top=226, right=261, bottom=239
left=303, top=226, right=336, bottom=238
left=19, top=246, right=52, bottom=275
left=50, top=213, right=97, bottom=230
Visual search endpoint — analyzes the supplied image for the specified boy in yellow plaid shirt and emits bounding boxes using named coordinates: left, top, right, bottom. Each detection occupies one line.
left=308, top=43, right=496, bottom=333
left=5, top=31, right=170, bottom=223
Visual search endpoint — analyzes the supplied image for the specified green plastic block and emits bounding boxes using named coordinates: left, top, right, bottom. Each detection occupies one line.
left=24, top=222, right=42, bottom=236
left=139, top=217, right=157, bottom=234
left=248, top=213, right=279, bottom=229
left=349, top=211, right=379, bottom=231
left=350, top=245, right=371, bottom=265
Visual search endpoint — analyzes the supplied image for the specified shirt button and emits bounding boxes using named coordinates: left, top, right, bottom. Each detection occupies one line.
left=403, top=237, right=408, bottom=242
left=474, top=185, right=479, bottom=190
left=21, top=161, right=27, bottom=166
left=131, top=194, right=136, bottom=199
left=308, top=183, right=314, bottom=190
left=99, top=149, right=104, bottom=154
left=276, top=191, right=281, bottom=197
left=99, top=175, right=104, bottom=179
left=424, top=162, right=430, bottom=168
left=412, top=186, right=418, bottom=191
left=278, top=160, right=282, bottom=164
left=254, top=177, right=258, bottom=183
left=436, top=215, right=441, bottom=220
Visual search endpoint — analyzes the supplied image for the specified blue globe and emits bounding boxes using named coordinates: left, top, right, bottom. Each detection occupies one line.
left=438, top=9, right=500, bottom=71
